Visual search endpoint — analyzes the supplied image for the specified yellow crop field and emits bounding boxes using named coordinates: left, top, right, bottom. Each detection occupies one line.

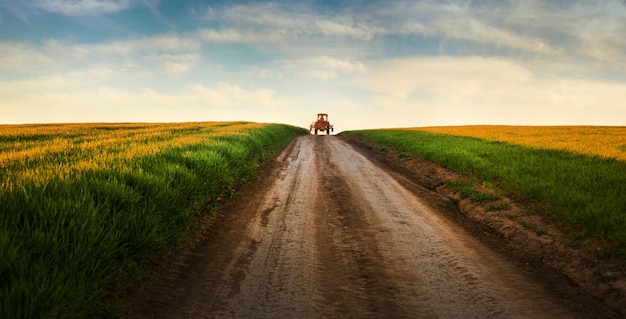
left=405, top=126, right=626, bottom=161
left=0, top=121, right=265, bottom=191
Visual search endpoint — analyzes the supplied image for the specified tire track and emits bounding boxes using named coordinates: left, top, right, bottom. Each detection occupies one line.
left=324, top=136, right=582, bottom=318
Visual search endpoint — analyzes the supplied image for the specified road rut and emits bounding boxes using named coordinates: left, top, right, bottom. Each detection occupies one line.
left=128, top=135, right=612, bottom=318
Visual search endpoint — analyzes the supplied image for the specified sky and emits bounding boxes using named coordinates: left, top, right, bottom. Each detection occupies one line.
left=1, top=0, right=625, bottom=131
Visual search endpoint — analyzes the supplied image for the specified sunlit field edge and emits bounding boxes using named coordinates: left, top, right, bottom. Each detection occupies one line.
left=0, top=122, right=308, bottom=318
left=344, top=127, right=626, bottom=251
left=405, top=125, right=626, bottom=162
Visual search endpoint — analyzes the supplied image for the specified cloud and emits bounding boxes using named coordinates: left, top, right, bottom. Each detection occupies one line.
left=0, top=82, right=285, bottom=124
left=0, top=0, right=162, bottom=22
left=358, top=57, right=532, bottom=98
left=32, top=0, right=140, bottom=16
left=198, top=1, right=626, bottom=65
left=406, top=1, right=626, bottom=65
left=46, top=33, right=200, bottom=58
left=353, top=56, right=626, bottom=126
left=434, top=17, right=559, bottom=55
left=498, top=0, right=626, bottom=64
left=0, top=1, right=31, bottom=22
left=0, top=33, right=202, bottom=79
left=141, top=0, right=173, bottom=28
left=204, top=2, right=381, bottom=41
left=280, top=56, right=365, bottom=81
left=7, top=0, right=620, bottom=72
left=189, top=83, right=284, bottom=109
left=0, top=42, right=55, bottom=71
left=377, top=1, right=583, bottom=56
left=145, top=53, right=200, bottom=75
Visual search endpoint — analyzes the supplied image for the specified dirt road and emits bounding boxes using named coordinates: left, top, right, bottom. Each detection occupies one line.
left=128, top=135, right=615, bottom=318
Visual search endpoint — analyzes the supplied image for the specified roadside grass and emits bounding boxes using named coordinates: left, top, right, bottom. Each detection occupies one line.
left=343, top=129, right=626, bottom=249
left=0, top=122, right=307, bottom=318
left=443, top=180, right=499, bottom=203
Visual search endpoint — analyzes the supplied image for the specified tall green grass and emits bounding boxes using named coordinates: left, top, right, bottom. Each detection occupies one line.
left=0, top=123, right=307, bottom=318
left=344, top=130, right=626, bottom=246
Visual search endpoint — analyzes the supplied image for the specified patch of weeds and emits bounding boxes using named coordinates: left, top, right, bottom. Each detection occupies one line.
left=481, top=180, right=505, bottom=194
left=444, top=179, right=499, bottom=203
left=482, top=180, right=496, bottom=188
left=226, top=185, right=238, bottom=198
left=485, top=203, right=509, bottom=212
left=398, top=153, right=412, bottom=161
left=380, top=147, right=388, bottom=153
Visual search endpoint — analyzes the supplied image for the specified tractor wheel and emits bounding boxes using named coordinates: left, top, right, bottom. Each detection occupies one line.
left=326, top=128, right=330, bottom=135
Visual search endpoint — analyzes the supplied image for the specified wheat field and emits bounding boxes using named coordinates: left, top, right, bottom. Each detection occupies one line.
left=404, top=126, right=626, bottom=161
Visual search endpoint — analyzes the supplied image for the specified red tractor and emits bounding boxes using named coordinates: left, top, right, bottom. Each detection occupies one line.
left=310, top=113, right=334, bottom=135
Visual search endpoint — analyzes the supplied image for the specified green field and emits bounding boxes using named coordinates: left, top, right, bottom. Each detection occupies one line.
left=0, top=122, right=307, bottom=318
left=344, top=129, right=626, bottom=250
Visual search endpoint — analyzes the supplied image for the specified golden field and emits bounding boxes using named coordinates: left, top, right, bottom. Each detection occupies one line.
left=406, top=126, right=626, bottom=161
left=0, top=122, right=266, bottom=191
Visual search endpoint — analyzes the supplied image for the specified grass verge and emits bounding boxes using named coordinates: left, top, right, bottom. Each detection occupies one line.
left=343, top=129, right=626, bottom=248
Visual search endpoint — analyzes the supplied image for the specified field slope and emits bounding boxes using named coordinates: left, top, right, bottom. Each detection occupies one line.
left=0, top=122, right=307, bottom=318
left=344, top=127, right=626, bottom=249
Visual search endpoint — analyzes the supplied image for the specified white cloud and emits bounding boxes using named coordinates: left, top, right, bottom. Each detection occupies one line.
left=358, top=57, right=532, bottom=99
left=354, top=56, right=626, bottom=126
left=239, top=66, right=284, bottom=80
left=196, top=1, right=613, bottom=61
left=206, top=3, right=308, bottom=33
left=0, top=33, right=202, bottom=79
left=197, top=29, right=246, bottom=43
left=135, top=34, right=200, bottom=52
left=280, top=56, right=365, bottom=81
left=0, top=82, right=285, bottom=124
left=313, top=18, right=379, bottom=40
left=45, top=34, right=200, bottom=59
left=188, top=83, right=284, bottom=109
left=435, top=17, right=559, bottom=55
left=148, top=53, right=200, bottom=75
left=500, top=1, right=626, bottom=64
left=0, top=76, right=72, bottom=96
left=0, top=42, right=55, bottom=71
left=204, top=3, right=381, bottom=41
left=373, top=1, right=578, bottom=56
left=32, top=0, right=142, bottom=16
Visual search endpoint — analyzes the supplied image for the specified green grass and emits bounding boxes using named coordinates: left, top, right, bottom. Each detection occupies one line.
left=344, top=129, right=626, bottom=247
left=443, top=179, right=499, bottom=203
left=0, top=123, right=307, bottom=318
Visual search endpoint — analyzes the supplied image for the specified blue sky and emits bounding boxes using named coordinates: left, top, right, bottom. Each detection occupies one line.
left=1, top=0, right=625, bottom=130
